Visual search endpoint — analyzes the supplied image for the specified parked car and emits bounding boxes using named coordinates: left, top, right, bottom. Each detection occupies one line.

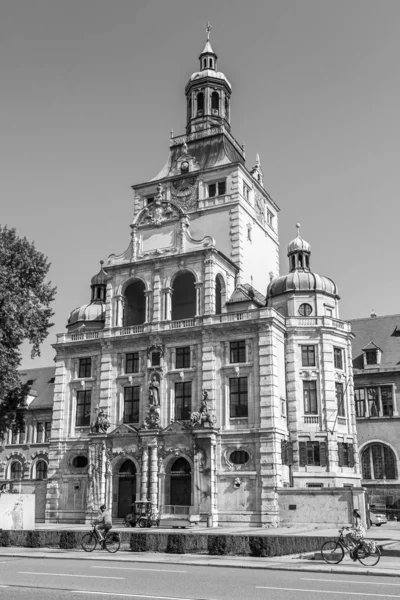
left=369, top=512, right=388, bottom=526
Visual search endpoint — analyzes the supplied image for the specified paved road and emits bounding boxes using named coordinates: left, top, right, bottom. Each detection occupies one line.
left=1, top=556, right=400, bottom=600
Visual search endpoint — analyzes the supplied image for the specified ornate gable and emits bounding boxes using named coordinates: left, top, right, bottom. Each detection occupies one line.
left=109, top=424, right=138, bottom=436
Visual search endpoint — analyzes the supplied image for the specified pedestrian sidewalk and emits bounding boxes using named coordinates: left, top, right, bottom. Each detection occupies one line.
left=0, top=545, right=399, bottom=578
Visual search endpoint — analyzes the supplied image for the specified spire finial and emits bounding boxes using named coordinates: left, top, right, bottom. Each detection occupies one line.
left=205, top=21, right=212, bottom=40
left=100, top=260, right=104, bottom=267
left=256, top=153, right=260, bottom=166
left=296, top=223, right=301, bottom=236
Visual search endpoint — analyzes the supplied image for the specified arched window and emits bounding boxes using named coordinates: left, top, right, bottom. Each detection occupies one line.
left=36, top=460, right=48, bottom=480
left=124, top=280, right=146, bottom=326
left=215, top=275, right=224, bottom=315
left=119, top=459, right=136, bottom=475
left=197, top=92, right=204, bottom=113
left=10, top=461, right=22, bottom=480
left=225, top=97, right=229, bottom=120
left=362, top=444, right=397, bottom=480
left=171, top=272, right=196, bottom=321
left=211, top=91, right=219, bottom=112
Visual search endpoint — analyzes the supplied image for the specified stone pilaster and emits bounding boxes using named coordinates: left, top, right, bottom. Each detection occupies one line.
left=149, top=445, right=158, bottom=507
left=141, top=446, right=149, bottom=501
left=203, top=252, right=215, bottom=315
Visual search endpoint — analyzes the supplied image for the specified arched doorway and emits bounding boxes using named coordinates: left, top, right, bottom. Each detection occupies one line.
left=124, top=280, right=146, bottom=326
left=169, top=457, right=191, bottom=506
left=171, top=272, right=196, bottom=321
left=118, top=460, right=136, bottom=517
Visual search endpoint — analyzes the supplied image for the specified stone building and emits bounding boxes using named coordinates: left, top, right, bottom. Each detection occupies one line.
left=349, top=314, right=400, bottom=516
left=32, top=30, right=363, bottom=526
left=0, top=367, right=54, bottom=522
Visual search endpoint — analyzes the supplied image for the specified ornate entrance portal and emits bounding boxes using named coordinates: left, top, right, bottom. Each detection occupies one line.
left=118, top=460, right=136, bottom=517
left=169, top=457, right=191, bottom=506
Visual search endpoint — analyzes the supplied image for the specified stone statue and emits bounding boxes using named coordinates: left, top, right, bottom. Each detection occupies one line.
left=90, top=407, right=111, bottom=434
left=148, top=376, right=160, bottom=406
left=190, top=390, right=217, bottom=427
left=141, top=405, right=160, bottom=430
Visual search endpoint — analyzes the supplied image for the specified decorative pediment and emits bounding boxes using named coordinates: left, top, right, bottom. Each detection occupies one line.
left=109, top=423, right=138, bottom=436
left=169, top=176, right=198, bottom=211
left=162, top=421, right=191, bottom=434
left=134, top=183, right=182, bottom=228
left=362, top=341, right=381, bottom=352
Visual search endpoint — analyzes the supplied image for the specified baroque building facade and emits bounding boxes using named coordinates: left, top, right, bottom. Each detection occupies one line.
left=42, top=31, right=362, bottom=526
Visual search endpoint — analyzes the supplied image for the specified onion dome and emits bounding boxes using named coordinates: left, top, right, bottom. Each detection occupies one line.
left=267, top=224, right=339, bottom=300
left=91, top=260, right=107, bottom=286
left=67, top=303, right=106, bottom=327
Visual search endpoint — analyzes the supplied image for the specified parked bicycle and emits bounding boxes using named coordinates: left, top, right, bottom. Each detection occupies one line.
left=81, top=524, right=120, bottom=554
left=321, top=526, right=381, bottom=567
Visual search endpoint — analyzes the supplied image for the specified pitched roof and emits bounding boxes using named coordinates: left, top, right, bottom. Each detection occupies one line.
left=349, top=314, right=400, bottom=370
left=19, top=366, right=55, bottom=409
left=227, top=283, right=265, bottom=307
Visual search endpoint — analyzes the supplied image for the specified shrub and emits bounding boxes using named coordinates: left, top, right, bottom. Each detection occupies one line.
left=130, top=533, right=148, bottom=552
left=208, top=535, right=228, bottom=555
left=26, top=531, right=42, bottom=548
left=166, top=534, right=185, bottom=554
left=0, top=530, right=11, bottom=547
left=59, top=531, right=78, bottom=549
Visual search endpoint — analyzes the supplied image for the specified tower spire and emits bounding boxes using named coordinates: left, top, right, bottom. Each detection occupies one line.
left=205, top=21, right=212, bottom=40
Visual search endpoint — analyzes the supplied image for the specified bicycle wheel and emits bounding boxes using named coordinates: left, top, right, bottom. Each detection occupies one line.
left=321, top=540, right=345, bottom=564
left=81, top=532, right=97, bottom=552
left=356, top=545, right=381, bottom=567
left=105, top=532, right=120, bottom=554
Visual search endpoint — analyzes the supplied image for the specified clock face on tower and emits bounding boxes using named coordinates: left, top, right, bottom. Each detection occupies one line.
left=170, top=177, right=198, bottom=211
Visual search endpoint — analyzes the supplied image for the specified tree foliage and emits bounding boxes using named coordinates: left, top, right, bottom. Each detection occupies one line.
left=0, top=226, right=56, bottom=435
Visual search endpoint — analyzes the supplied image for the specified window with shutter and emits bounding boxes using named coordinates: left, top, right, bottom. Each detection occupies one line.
left=299, top=442, right=307, bottom=466
left=348, top=444, right=354, bottom=467
left=338, top=442, right=344, bottom=467
left=320, top=441, right=327, bottom=466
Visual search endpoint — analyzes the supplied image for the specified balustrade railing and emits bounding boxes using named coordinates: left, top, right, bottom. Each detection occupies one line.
left=304, top=415, right=319, bottom=424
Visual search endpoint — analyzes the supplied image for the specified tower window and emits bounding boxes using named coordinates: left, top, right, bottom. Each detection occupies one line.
left=78, top=358, right=92, bottom=379
left=336, top=382, right=345, bottom=417
left=208, top=180, right=226, bottom=198
left=211, top=91, right=219, bottom=112
left=203, top=59, right=207, bottom=69
left=209, top=58, right=213, bottom=68
left=175, top=381, right=192, bottom=421
left=267, top=210, right=274, bottom=227
left=301, top=345, right=316, bottom=367
left=126, top=352, right=139, bottom=374
left=146, top=196, right=154, bottom=205
left=334, top=347, right=343, bottom=370
left=229, top=377, right=248, bottom=418
left=124, top=386, right=140, bottom=423
left=76, top=390, right=91, bottom=427
left=230, top=340, right=246, bottom=364
left=176, top=347, right=191, bottom=369
left=197, top=92, right=204, bottom=113
left=303, top=380, right=318, bottom=414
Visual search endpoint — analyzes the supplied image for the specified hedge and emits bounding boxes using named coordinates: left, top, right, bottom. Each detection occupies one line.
left=0, top=529, right=334, bottom=557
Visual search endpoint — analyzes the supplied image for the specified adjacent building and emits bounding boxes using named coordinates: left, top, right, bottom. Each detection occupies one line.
left=349, top=314, right=400, bottom=516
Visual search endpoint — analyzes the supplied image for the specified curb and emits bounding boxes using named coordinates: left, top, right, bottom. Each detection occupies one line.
left=0, top=550, right=399, bottom=578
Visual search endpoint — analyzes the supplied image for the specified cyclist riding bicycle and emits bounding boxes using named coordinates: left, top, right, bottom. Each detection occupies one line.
left=93, top=504, right=112, bottom=542
left=346, top=508, right=376, bottom=559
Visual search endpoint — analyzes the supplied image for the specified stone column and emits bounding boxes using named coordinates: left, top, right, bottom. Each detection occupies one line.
left=114, top=296, right=124, bottom=328
left=149, top=446, right=158, bottom=508
left=195, top=282, right=203, bottom=317
left=162, top=287, right=173, bottom=321
left=141, top=446, right=149, bottom=501
left=144, top=290, right=152, bottom=323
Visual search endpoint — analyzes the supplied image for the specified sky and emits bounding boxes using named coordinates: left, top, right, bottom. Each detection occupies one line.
left=1, top=0, right=400, bottom=369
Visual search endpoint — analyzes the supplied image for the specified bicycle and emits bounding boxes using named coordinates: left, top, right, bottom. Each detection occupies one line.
left=81, top=524, right=120, bottom=554
left=321, top=526, right=381, bottom=567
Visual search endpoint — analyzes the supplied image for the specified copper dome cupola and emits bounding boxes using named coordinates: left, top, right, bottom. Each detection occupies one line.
left=185, top=23, right=232, bottom=135
left=67, top=261, right=107, bottom=330
left=267, top=225, right=339, bottom=301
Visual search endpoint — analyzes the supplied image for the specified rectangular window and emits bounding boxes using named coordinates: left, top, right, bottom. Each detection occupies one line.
left=124, top=386, right=140, bottom=423
left=336, top=382, right=345, bottom=417
left=176, top=347, right=191, bottom=369
left=208, top=180, right=226, bottom=198
left=44, top=422, right=51, bottom=442
left=230, top=340, right=246, bottom=364
left=299, top=441, right=327, bottom=466
left=76, top=390, right=91, bottom=427
left=243, top=183, right=250, bottom=202
left=367, top=387, right=379, bottom=417
left=78, top=357, right=92, bottom=378
left=281, top=440, right=293, bottom=465
left=36, top=422, right=44, bottom=444
left=381, top=386, right=394, bottom=417
left=303, top=380, right=318, bottom=414
left=229, top=377, right=248, bottom=418
left=151, top=352, right=161, bottom=367
left=355, top=388, right=366, bottom=417
left=301, top=345, right=316, bottom=367
left=125, top=352, right=139, bottom=374
left=267, top=210, right=274, bottom=227
left=365, top=350, right=377, bottom=365
left=11, top=429, right=19, bottom=445
left=325, top=307, right=333, bottom=317
left=175, top=382, right=192, bottom=421
left=334, top=347, right=343, bottom=370
left=338, top=442, right=355, bottom=467
left=146, top=196, right=154, bottom=205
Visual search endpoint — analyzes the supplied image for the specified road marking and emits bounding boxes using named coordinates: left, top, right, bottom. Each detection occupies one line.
left=256, top=587, right=400, bottom=597
left=19, top=571, right=124, bottom=579
left=303, top=578, right=400, bottom=587
left=90, top=566, right=188, bottom=573
left=74, top=592, right=215, bottom=600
